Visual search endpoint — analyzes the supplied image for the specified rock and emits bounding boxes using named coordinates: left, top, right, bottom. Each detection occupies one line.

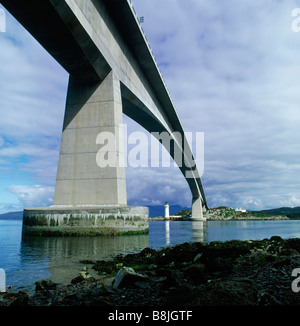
left=134, top=281, right=151, bottom=290
left=290, top=256, right=300, bottom=266
left=96, top=285, right=118, bottom=296
left=192, top=279, right=258, bottom=305
left=3, top=292, right=31, bottom=306
left=87, top=298, right=112, bottom=306
left=280, top=248, right=299, bottom=256
left=79, top=271, right=92, bottom=279
left=153, top=276, right=167, bottom=283
left=71, top=275, right=85, bottom=284
left=273, top=257, right=291, bottom=267
left=35, top=279, right=57, bottom=293
left=63, top=292, right=83, bottom=304
left=92, top=260, right=118, bottom=275
left=140, top=247, right=157, bottom=258
left=205, top=256, right=233, bottom=273
left=112, top=267, right=148, bottom=289
left=285, top=238, right=300, bottom=253
left=183, top=263, right=206, bottom=284
left=153, top=268, right=178, bottom=289
left=166, top=285, right=196, bottom=305
left=71, top=269, right=93, bottom=284
left=270, top=236, right=283, bottom=242
left=259, top=291, right=282, bottom=305
left=193, top=253, right=203, bottom=263
left=79, top=259, right=96, bottom=264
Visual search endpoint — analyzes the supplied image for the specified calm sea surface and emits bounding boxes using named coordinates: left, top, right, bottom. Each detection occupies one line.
left=1, top=219, right=300, bottom=292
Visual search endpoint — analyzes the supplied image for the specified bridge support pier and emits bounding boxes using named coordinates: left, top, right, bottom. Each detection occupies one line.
left=22, top=71, right=149, bottom=235
left=54, top=71, right=127, bottom=206
left=192, top=197, right=205, bottom=220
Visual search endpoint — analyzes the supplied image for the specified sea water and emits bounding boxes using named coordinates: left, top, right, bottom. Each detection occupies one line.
left=1, top=219, right=300, bottom=291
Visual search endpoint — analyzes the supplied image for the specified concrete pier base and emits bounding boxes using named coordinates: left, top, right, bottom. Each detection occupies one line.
left=22, top=206, right=149, bottom=236
left=191, top=197, right=206, bottom=221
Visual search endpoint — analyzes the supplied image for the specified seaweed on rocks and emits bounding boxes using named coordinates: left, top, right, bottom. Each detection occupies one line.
left=2, top=236, right=300, bottom=306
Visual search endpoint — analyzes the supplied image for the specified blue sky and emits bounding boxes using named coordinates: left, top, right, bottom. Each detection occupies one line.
left=1, top=0, right=300, bottom=214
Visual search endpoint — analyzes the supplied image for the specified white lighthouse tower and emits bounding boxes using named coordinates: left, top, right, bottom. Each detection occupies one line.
left=164, top=201, right=170, bottom=219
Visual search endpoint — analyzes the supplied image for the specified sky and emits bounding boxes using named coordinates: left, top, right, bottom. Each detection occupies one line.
left=0, top=0, right=300, bottom=215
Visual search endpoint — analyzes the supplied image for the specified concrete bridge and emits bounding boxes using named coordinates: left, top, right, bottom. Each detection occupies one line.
left=2, top=0, right=207, bottom=235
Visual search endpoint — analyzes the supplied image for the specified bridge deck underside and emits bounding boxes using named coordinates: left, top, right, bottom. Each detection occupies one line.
left=1, top=0, right=207, bottom=218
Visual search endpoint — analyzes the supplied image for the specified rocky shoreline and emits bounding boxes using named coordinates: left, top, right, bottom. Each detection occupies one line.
left=205, top=215, right=289, bottom=221
left=151, top=206, right=290, bottom=221
left=1, top=236, right=300, bottom=306
left=150, top=215, right=288, bottom=221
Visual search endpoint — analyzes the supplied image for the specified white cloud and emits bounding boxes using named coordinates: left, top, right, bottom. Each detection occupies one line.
left=0, top=31, right=67, bottom=139
left=7, top=185, right=55, bottom=208
left=0, top=10, right=68, bottom=203
left=126, top=165, right=191, bottom=208
left=131, top=0, right=300, bottom=210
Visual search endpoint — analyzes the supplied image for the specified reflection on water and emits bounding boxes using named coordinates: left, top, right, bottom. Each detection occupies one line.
left=165, top=221, right=170, bottom=246
left=149, top=221, right=207, bottom=249
left=20, top=233, right=149, bottom=286
left=16, top=221, right=206, bottom=288
left=192, top=221, right=206, bottom=242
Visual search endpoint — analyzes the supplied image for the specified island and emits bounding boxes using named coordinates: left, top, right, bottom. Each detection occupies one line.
left=150, top=206, right=290, bottom=221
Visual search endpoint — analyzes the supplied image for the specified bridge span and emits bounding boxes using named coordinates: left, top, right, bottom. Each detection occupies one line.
left=1, top=0, right=208, bottom=234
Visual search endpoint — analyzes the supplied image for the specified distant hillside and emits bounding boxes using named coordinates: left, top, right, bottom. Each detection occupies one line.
left=181, top=206, right=290, bottom=220
left=258, top=207, right=300, bottom=219
left=0, top=211, right=23, bottom=220
left=203, top=206, right=299, bottom=220
left=175, top=209, right=191, bottom=217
